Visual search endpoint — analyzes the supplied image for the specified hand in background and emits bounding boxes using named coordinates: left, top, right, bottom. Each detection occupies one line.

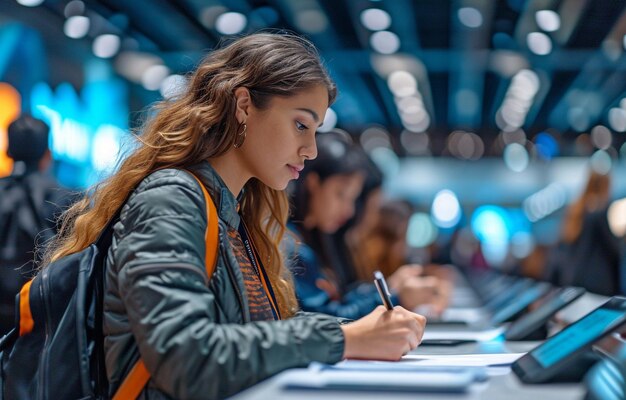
left=396, top=276, right=442, bottom=311
left=387, top=264, right=423, bottom=292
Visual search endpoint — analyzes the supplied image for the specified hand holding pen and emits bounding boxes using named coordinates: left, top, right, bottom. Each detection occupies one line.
left=338, top=270, right=427, bottom=361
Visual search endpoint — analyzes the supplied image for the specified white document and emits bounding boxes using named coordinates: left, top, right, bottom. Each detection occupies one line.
left=422, top=326, right=506, bottom=341
left=401, top=352, right=525, bottom=367
left=440, top=307, right=488, bottom=323
left=326, top=360, right=488, bottom=378
left=280, top=367, right=476, bottom=393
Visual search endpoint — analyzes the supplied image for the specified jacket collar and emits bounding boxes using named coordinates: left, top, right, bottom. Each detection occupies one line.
left=191, top=161, right=241, bottom=230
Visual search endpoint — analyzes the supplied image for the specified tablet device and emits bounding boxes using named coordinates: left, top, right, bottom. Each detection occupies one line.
left=512, top=296, right=626, bottom=383
left=505, top=286, right=586, bottom=341
left=489, top=282, right=552, bottom=326
left=483, top=279, right=534, bottom=312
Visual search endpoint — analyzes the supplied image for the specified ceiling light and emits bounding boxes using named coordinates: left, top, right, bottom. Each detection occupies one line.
left=360, top=126, right=391, bottom=152
left=387, top=70, right=416, bottom=97
left=535, top=10, right=560, bottom=32
left=458, top=7, right=483, bottom=28
left=590, top=150, right=612, bottom=175
left=432, top=190, right=461, bottom=228
left=511, top=69, right=540, bottom=95
left=215, top=12, right=247, bottom=35
left=64, top=0, right=85, bottom=17
left=370, top=31, right=400, bottom=54
left=16, top=0, right=44, bottom=6
left=114, top=52, right=162, bottom=83
left=400, top=108, right=427, bottom=125
left=317, top=108, right=337, bottom=132
left=396, top=95, right=423, bottom=114
left=400, top=130, right=430, bottom=155
left=64, top=16, right=90, bottom=39
left=504, top=143, right=529, bottom=172
left=199, top=6, right=228, bottom=29
left=360, top=8, right=391, bottom=31
left=160, top=74, right=187, bottom=99
left=608, top=108, right=626, bottom=132
left=295, top=9, right=328, bottom=34
left=403, top=113, right=430, bottom=132
left=93, top=34, right=120, bottom=58
left=527, top=32, right=552, bottom=55
left=590, top=125, right=612, bottom=150
left=141, top=64, right=170, bottom=91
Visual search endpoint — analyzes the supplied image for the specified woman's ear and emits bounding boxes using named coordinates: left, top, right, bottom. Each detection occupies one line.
left=233, top=87, right=251, bottom=124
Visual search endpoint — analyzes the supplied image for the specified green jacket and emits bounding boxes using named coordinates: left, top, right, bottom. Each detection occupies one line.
left=103, top=162, right=345, bottom=399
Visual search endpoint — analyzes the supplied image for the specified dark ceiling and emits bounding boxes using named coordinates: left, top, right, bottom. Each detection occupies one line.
left=3, top=0, right=626, bottom=157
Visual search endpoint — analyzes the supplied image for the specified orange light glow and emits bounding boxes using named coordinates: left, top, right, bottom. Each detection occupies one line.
left=0, top=83, right=21, bottom=177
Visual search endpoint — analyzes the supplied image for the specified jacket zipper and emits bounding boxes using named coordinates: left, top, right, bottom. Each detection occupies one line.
left=38, top=269, right=53, bottom=400
left=221, top=247, right=249, bottom=323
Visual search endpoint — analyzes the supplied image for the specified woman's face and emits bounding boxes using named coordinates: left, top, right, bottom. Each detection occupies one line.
left=239, top=85, right=329, bottom=190
left=306, top=172, right=365, bottom=234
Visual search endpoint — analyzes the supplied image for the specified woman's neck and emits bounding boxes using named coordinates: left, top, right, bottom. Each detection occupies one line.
left=208, top=152, right=250, bottom=197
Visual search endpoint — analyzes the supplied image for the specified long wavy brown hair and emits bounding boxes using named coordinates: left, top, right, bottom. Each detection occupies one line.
left=561, top=169, right=611, bottom=244
left=44, top=32, right=337, bottom=318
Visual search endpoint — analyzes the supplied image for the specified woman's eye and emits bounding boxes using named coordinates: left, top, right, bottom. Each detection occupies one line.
left=296, top=121, right=308, bottom=131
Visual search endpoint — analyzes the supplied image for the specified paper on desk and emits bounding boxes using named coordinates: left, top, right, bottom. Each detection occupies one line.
left=422, top=326, right=506, bottom=341
left=401, top=352, right=525, bottom=367
left=441, top=307, right=487, bottom=323
left=320, top=360, right=489, bottom=381
left=281, top=367, right=477, bottom=393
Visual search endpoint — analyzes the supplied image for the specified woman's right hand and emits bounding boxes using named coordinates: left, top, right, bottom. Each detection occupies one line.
left=340, top=305, right=426, bottom=361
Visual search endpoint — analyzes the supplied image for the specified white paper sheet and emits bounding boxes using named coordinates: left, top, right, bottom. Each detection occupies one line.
left=422, top=326, right=506, bottom=341
left=280, top=367, right=477, bottom=393
left=441, top=307, right=488, bottom=323
left=401, top=352, right=525, bottom=367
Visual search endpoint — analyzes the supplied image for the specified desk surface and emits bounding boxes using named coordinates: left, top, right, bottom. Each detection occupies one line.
left=230, top=341, right=585, bottom=400
left=231, top=270, right=599, bottom=399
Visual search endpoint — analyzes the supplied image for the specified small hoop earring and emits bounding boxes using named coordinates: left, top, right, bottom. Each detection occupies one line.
left=234, top=123, right=247, bottom=148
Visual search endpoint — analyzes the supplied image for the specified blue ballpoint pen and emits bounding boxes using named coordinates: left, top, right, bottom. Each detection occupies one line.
left=373, top=270, right=394, bottom=310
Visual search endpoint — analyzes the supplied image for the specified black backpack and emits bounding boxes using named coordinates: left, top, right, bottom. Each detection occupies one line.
left=0, top=171, right=219, bottom=399
left=0, top=175, right=54, bottom=332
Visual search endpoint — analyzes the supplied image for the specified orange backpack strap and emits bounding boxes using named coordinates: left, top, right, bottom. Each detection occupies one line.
left=112, top=170, right=219, bottom=400
left=187, top=171, right=220, bottom=279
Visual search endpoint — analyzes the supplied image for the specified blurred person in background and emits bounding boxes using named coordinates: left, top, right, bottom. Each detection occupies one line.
left=348, top=196, right=453, bottom=316
left=350, top=199, right=414, bottom=281
left=544, top=169, right=622, bottom=296
left=326, top=148, right=384, bottom=287
left=0, top=114, right=75, bottom=334
left=287, top=130, right=443, bottom=319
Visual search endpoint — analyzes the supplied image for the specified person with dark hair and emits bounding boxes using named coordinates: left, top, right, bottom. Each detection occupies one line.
left=333, top=148, right=386, bottom=284
left=287, top=130, right=440, bottom=320
left=7, top=114, right=51, bottom=166
left=544, top=169, right=622, bottom=296
left=0, top=114, right=74, bottom=334
left=43, top=33, right=425, bottom=399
